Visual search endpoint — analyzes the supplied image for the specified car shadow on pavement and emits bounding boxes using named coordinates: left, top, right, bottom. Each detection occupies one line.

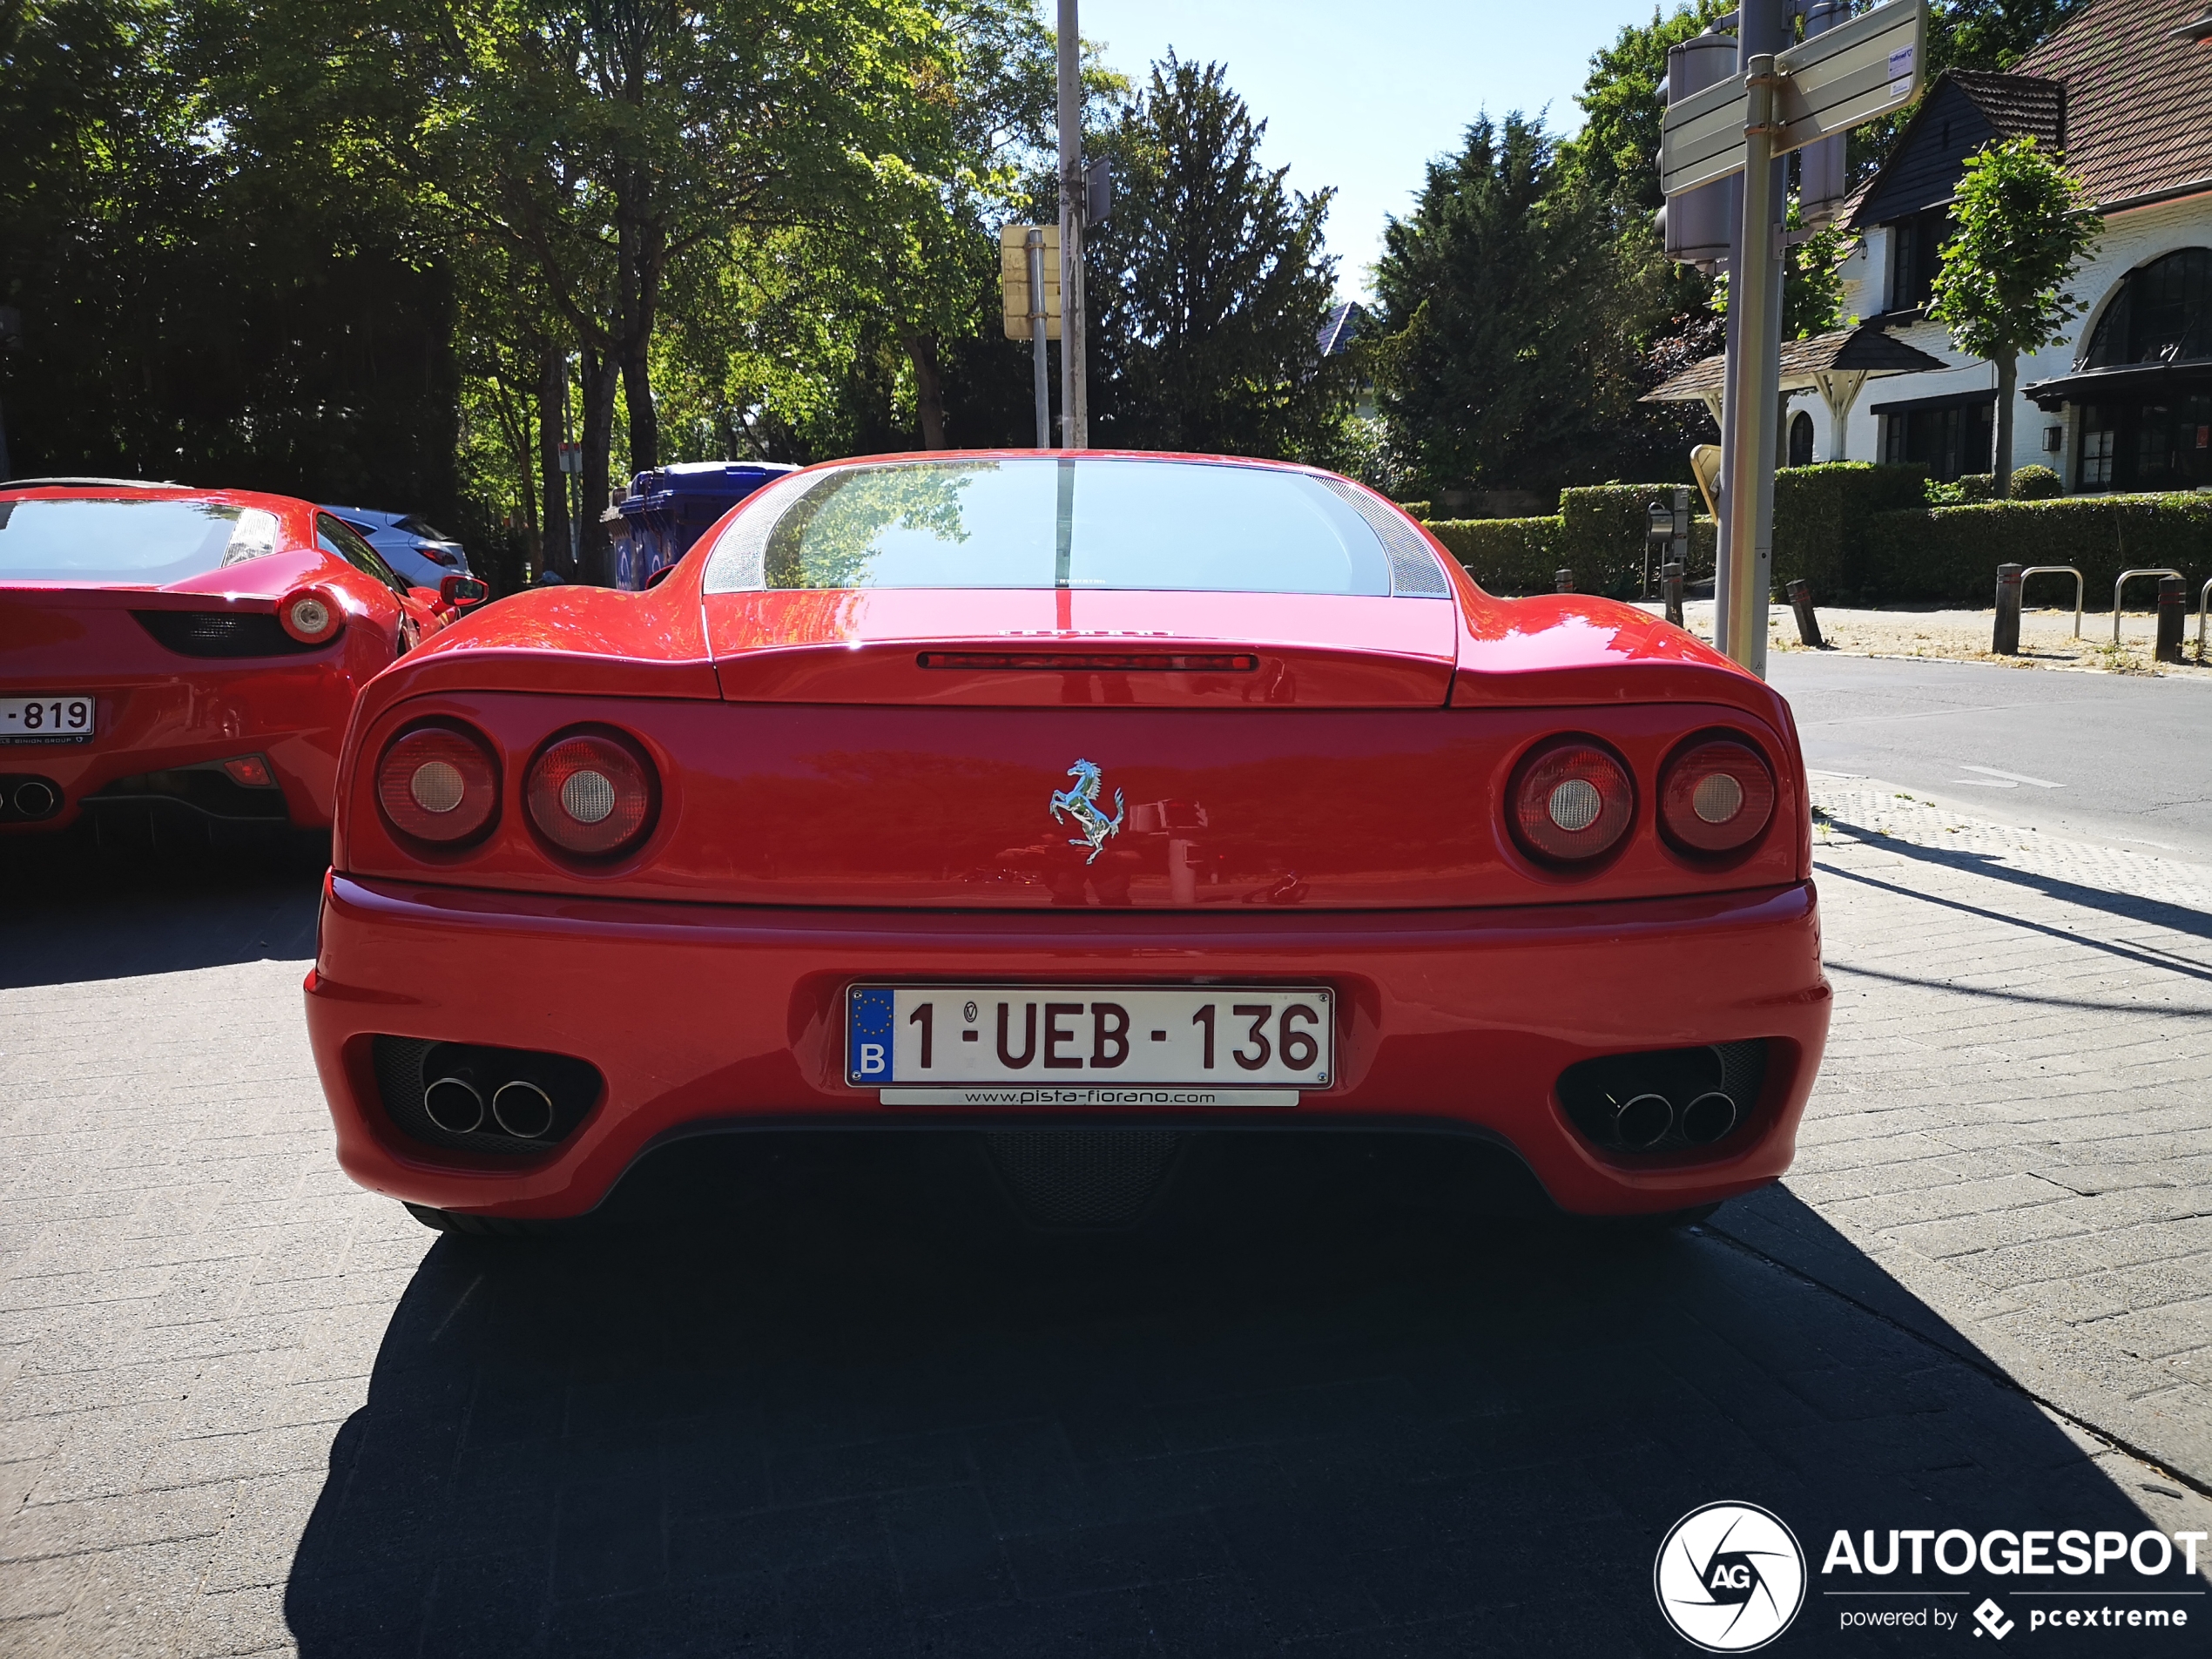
left=0, top=827, right=325, bottom=988
left=284, top=1134, right=2179, bottom=1657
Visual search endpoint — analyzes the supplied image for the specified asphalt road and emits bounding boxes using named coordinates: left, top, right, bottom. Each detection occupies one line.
left=1770, top=654, right=2212, bottom=863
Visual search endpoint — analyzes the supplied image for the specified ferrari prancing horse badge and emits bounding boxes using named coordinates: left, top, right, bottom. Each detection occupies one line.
left=1048, top=759, right=1124, bottom=864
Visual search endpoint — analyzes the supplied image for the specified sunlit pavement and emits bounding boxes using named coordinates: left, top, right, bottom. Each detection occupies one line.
left=3, top=741, right=2209, bottom=1654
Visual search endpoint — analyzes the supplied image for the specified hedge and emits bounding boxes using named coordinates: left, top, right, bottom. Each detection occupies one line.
left=1426, top=491, right=1717, bottom=598
left=1420, top=462, right=2208, bottom=605
left=1860, top=494, right=2211, bottom=606
left=1766, top=463, right=1929, bottom=597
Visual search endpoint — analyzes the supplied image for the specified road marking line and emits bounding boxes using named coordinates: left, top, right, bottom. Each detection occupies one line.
left=1959, top=764, right=2064, bottom=788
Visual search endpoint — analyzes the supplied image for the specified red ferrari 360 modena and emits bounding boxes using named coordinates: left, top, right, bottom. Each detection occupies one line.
left=304, top=451, right=1830, bottom=1231
left=0, top=479, right=482, bottom=839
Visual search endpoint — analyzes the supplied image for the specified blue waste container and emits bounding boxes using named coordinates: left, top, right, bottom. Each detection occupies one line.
left=610, top=462, right=797, bottom=590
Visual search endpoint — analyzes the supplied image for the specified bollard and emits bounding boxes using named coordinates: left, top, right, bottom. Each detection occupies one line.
left=1661, top=561, right=1684, bottom=628
left=1993, top=563, right=2023, bottom=655
left=2155, top=576, right=2186, bottom=664
left=1554, top=568, right=1575, bottom=594
left=1786, top=578, right=1824, bottom=649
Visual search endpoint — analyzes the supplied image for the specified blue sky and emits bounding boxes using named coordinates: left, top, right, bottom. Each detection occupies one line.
left=1079, top=0, right=1674, bottom=300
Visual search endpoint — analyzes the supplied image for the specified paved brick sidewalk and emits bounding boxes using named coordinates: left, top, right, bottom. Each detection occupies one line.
left=1721, top=780, right=2212, bottom=1487
left=3, top=835, right=2209, bottom=1656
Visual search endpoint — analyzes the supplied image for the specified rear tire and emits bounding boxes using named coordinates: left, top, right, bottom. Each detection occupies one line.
left=1574, top=1200, right=1723, bottom=1239
left=402, top=1201, right=556, bottom=1238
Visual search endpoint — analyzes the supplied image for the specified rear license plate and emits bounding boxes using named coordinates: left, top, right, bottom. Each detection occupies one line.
left=0, top=695, right=94, bottom=743
left=847, top=985, right=1332, bottom=1103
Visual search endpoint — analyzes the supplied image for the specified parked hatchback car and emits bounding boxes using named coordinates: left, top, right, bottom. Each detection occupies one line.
left=325, top=506, right=472, bottom=590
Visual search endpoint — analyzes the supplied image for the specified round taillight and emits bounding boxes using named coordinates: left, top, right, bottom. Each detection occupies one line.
left=1660, top=738, right=1776, bottom=854
left=376, top=725, right=499, bottom=845
left=280, top=585, right=342, bottom=644
left=527, top=730, right=654, bottom=856
left=1510, top=739, right=1635, bottom=864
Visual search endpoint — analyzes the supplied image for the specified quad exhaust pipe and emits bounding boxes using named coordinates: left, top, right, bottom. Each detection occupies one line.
left=421, top=1074, right=556, bottom=1141
left=1610, top=1087, right=1739, bottom=1149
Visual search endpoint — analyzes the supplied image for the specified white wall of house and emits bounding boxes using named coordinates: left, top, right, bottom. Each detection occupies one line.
left=1791, top=192, right=2212, bottom=483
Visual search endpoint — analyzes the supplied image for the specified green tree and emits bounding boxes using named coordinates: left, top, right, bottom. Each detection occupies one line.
left=1928, top=135, right=2098, bottom=496
left=266, top=0, right=962, bottom=569
left=1372, top=113, right=1667, bottom=495
left=1083, top=55, right=1351, bottom=461
left=1561, top=0, right=1734, bottom=217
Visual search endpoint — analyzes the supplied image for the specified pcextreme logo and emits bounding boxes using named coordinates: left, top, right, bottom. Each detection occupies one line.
left=1655, top=1501, right=1809, bottom=1652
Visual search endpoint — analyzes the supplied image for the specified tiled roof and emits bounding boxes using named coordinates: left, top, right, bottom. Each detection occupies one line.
left=2016, top=0, right=2212, bottom=204
left=1846, top=71, right=2066, bottom=229
left=1641, top=325, right=1952, bottom=400
left=1946, top=70, right=2067, bottom=148
left=1316, top=301, right=1367, bottom=357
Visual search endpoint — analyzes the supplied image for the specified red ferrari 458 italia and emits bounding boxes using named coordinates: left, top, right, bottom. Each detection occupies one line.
left=304, top=451, right=1830, bottom=1230
left=0, top=479, right=483, bottom=840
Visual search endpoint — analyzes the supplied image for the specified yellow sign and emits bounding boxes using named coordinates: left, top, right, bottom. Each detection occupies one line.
left=1001, top=224, right=1062, bottom=341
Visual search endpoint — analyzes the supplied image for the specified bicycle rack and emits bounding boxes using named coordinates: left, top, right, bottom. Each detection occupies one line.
left=2114, top=567, right=2184, bottom=644
left=2200, top=576, right=2211, bottom=664
left=2020, top=565, right=2082, bottom=638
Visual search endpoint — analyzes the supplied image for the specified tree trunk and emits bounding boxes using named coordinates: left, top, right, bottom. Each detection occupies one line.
left=490, top=379, right=538, bottom=583
left=619, top=341, right=656, bottom=477
left=1992, top=352, right=2017, bottom=499
left=577, top=346, right=619, bottom=584
left=903, top=333, right=948, bottom=448
left=615, top=194, right=658, bottom=475
left=536, top=343, right=570, bottom=578
left=613, top=152, right=662, bottom=475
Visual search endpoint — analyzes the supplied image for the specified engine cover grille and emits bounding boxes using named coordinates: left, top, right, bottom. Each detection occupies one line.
left=983, top=1130, right=1188, bottom=1228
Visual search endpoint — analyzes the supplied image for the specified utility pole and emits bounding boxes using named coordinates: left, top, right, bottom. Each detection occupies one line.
left=1713, top=0, right=1790, bottom=674
left=1027, top=229, right=1051, bottom=448
left=1055, top=0, right=1087, bottom=448
left=1660, top=0, right=1925, bottom=675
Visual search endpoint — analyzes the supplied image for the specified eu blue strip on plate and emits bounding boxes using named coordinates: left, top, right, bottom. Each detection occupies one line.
left=847, top=987, right=895, bottom=1082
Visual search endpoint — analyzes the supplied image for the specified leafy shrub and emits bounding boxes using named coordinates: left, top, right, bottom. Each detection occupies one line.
left=1772, top=463, right=1928, bottom=598
left=1395, top=500, right=1433, bottom=521
left=1426, top=507, right=1716, bottom=597
left=2010, top=465, right=2062, bottom=500
left=1861, top=493, right=2209, bottom=604
left=1424, top=516, right=1564, bottom=595
left=1926, top=472, right=1999, bottom=505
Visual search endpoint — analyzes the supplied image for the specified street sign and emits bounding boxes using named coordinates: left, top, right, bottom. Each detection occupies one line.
left=1661, top=76, right=1753, bottom=199
left=1659, top=0, right=1925, bottom=197
left=1000, top=224, right=1061, bottom=341
left=1772, top=0, right=1925, bottom=153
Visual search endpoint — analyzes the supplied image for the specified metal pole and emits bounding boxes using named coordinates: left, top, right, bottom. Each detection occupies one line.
left=1055, top=0, right=1087, bottom=448
left=1026, top=230, right=1051, bottom=448
left=1722, top=53, right=1783, bottom=674
left=2155, top=577, right=2187, bottom=664
left=1993, top=563, right=2023, bottom=655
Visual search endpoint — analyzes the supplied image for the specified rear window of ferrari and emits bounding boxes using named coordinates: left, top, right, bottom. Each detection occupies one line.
left=702, top=457, right=1448, bottom=597
left=0, top=497, right=281, bottom=584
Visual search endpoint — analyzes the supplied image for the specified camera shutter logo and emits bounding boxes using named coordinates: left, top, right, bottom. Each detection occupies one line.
left=1654, top=1501, right=1806, bottom=1652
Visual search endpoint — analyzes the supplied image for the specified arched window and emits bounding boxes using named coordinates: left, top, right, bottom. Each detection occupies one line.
left=2081, top=248, right=2212, bottom=369
left=1788, top=410, right=1816, bottom=467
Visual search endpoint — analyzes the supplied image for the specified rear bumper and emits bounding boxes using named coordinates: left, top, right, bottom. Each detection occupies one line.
left=306, top=876, right=1831, bottom=1219
left=0, top=681, right=339, bottom=832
